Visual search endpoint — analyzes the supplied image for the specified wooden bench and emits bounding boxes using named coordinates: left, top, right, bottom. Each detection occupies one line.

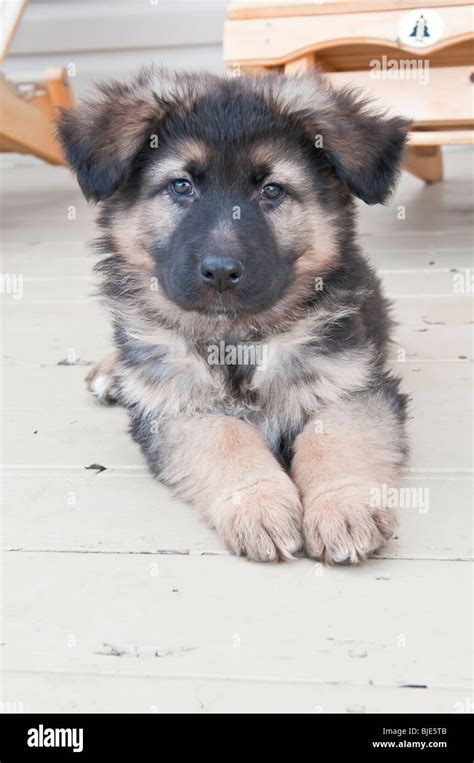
left=0, top=0, right=73, bottom=165
left=224, top=1, right=474, bottom=181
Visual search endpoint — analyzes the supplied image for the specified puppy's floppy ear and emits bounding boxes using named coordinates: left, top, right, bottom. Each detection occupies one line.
left=256, top=73, right=411, bottom=205
left=57, top=79, right=158, bottom=202
left=315, top=84, right=411, bottom=204
left=57, top=67, right=214, bottom=202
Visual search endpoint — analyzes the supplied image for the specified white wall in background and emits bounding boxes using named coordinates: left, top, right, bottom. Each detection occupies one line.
left=5, top=0, right=228, bottom=96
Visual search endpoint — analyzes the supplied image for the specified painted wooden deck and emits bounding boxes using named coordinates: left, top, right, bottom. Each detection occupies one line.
left=1, top=149, right=472, bottom=713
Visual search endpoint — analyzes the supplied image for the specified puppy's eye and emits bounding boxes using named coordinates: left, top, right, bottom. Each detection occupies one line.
left=171, top=178, right=193, bottom=196
left=261, top=183, right=284, bottom=200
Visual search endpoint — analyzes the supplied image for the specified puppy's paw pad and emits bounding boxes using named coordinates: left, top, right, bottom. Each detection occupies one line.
left=303, top=485, right=397, bottom=564
left=215, top=478, right=303, bottom=562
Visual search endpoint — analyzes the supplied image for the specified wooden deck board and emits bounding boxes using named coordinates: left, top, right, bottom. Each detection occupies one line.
left=2, top=554, right=471, bottom=692
left=2, top=471, right=471, bottom=560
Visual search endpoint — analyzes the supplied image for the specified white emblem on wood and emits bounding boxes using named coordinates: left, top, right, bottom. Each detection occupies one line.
left=398, top=9, right=445, bottom=48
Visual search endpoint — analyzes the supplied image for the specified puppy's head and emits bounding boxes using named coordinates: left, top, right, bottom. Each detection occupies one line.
left=58, top=68, right=409, bottom=326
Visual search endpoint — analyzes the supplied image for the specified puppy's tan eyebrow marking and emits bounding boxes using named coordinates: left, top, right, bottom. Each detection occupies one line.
left=147, top=139, right=209, bottom=185
left=262, top=160, right=308, bottom=188
left=250, top=146, right=311, bottom=191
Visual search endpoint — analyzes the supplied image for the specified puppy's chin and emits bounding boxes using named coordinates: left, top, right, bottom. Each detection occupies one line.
left=184, top=301, right=242, bottom=320
left=168, top=288, right=255, bottom=317
left=196, top=303, right=239, bottom=318
left=185, top=297, right=273, bottom=319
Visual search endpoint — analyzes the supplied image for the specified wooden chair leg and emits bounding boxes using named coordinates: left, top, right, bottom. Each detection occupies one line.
left=404, top=145, right=443, bottom=183
left=0, top=0, right=28, bottom=65
left=0, top=77, right=64, bottom=164
left=45, top=65, right=75, bottom=109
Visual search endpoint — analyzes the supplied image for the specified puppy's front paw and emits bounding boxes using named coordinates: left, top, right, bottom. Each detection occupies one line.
left=303, top=482, right=397, bottom=564
left=85, top=353, right=119, bottom=404
left=213, top=476, right=303, bottom=562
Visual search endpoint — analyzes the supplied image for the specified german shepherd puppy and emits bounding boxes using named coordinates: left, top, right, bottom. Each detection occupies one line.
left=58, top=68, right=410, bottom=564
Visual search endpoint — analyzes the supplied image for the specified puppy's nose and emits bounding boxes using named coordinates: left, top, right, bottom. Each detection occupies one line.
left=200, top=256, right=243, bottom=292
